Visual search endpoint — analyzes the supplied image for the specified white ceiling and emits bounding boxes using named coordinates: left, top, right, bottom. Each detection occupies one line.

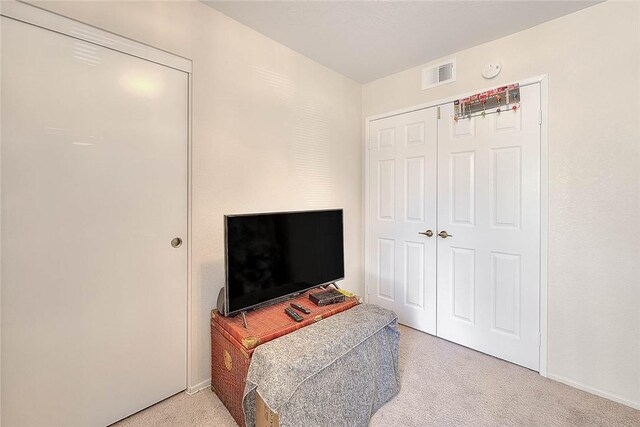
left=203, top=1, right=599, bottom=83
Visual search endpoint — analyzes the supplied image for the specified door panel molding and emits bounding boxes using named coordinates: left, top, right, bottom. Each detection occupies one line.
left=449, top=151, right=476, bottom=226
left=367, top=107, right=438, bottom=334
left=438, top=83, right=540, bottom=371
left=364, top=75, right=549, bottom=377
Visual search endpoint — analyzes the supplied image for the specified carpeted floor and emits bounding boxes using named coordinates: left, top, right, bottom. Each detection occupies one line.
left=113, top=325, right=640, bottom=426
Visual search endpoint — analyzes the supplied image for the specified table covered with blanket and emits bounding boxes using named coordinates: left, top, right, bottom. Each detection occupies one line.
left=242, top=303, right=400, bottom=427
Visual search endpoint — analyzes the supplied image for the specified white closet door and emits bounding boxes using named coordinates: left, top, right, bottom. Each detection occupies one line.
left=1, top=17, right=187, bottom=426
left=367, top=108, right=438, bottom=334
left=436, top=84, right=541, bottom=370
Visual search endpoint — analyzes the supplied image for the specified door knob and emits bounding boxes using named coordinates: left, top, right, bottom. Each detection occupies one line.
left=171, top=237, right=183, bottom=248
left=438, top=230, right=453, bottom=239
left=418, top=230, right=434, bottom=237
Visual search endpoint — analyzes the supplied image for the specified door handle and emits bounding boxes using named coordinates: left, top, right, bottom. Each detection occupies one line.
left=438, top=230, right=453, bottom=239
left=418, top=230, right=433, bottom=237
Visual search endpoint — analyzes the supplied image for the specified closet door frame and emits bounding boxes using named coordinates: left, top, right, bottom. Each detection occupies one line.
left=0, top=0, right=198, bottom=392
left=364, top=74, right=549, bottom=377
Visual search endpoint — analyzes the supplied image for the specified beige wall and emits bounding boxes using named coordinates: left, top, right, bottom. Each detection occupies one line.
left=363, top=2, right=640, bottom=407
left=19, top=0, right=640, bottom=409
left=31, top=0, right=363, bottom=390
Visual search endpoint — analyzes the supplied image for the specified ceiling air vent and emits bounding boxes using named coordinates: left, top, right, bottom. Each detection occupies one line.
left=421, top=59, right=456, bottom=90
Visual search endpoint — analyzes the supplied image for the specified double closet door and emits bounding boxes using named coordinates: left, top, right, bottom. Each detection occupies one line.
left=367, top=84, right=541, bottom=370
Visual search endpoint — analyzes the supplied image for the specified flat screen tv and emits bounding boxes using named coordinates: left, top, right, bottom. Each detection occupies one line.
left=223, top=209, right=344, bottom=316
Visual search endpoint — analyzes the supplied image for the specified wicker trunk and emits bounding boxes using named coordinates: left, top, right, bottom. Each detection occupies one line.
left=210, top=291, right=358, bottom=427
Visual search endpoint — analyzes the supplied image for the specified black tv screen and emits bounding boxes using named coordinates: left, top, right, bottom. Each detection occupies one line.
left=224, top=209, right=344, bottom=315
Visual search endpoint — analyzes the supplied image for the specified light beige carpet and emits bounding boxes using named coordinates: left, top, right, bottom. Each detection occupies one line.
left=113, top=325, right=640, bottom=426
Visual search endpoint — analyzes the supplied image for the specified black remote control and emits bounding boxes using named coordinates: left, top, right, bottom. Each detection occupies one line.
left=284, top=307, right=303, bottom=322
left=290, top=302, right=311, bottom=314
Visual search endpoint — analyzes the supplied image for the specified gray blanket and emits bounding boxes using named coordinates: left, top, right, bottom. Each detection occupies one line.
left=242, top=304, right=400, bottom=427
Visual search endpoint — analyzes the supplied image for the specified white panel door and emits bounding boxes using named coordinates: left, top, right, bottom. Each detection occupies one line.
left=436, top=84, right=541, bottom=370
left=367, top=108, right=438, bottom=333
left=1, top=17, right=188, bottom=426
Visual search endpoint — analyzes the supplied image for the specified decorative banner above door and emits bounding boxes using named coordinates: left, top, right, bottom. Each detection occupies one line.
left=454, top=83, right=520, bottom=121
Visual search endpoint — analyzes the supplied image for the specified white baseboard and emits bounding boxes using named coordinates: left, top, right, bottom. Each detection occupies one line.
left=186, top=378, right=211, bottom=395
left=547, top=373, right=639, bottom=410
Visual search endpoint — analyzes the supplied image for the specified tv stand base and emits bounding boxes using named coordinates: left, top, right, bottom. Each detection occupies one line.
left=241, top=311, right=248, bottom=329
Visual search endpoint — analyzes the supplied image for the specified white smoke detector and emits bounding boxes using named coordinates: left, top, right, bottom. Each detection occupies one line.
left=482, top=63, right=501, bottom=79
